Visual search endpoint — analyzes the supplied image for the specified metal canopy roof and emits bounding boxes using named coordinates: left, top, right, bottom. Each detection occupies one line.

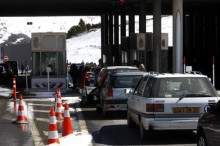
left=0, top=0, right=220, bottom=16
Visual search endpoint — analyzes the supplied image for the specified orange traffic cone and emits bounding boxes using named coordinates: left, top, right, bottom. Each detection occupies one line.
left=62, top=103, right=73, bottom=136
left=55, top=94, right=63, bottom=120
left=47, top=108, right=60, bottom=145
left=13, top=95, right=27, bottom=124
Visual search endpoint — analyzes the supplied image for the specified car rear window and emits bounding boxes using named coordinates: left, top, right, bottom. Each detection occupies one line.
left=112, top=75, right=142, bottom=88
left=154, top=77, right=217, bottom=98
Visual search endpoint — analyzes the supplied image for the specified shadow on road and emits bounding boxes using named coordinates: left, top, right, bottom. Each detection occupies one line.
left=92, top=125, right=196, bottom=145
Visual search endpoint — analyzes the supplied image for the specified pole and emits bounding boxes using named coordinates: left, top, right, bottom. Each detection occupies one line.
left=183, top=56, right=186, bottom=73
left=25, top=70, right=28, bottom=91
left=48, top=67, right=49, bottom=92
left=213, top=56, right=215, bottom=87
left=13, top=77, right=17, bottom=100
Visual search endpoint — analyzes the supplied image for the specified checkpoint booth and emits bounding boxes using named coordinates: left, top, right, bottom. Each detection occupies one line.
left=31, top=32, right=67, bottom=89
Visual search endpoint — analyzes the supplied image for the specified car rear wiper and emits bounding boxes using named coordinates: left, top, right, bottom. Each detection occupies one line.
left=176, top=94, right=212, bottom=103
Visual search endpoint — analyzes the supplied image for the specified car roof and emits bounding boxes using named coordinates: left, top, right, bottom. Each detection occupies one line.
left=112, top=71, right=147, bottom=76
left=106, top=66, right=138, bottom=70
left=145, top=73, right=208, bottom=78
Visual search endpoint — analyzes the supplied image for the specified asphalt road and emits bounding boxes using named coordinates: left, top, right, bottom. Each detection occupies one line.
left=79, top=104, right=197, bottom=146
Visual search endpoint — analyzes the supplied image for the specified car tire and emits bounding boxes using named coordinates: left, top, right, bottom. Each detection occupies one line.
left=139, top=120, right=147, bottom=140
left=127, top=111, right=135, bottom=128
left=81, top=96, right=87, bottom=105
left=197, top=131, right=207, bottom=146
left=102, top=103, right=107, bottom=117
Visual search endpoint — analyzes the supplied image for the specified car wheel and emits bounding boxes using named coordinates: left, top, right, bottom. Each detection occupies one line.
left=139, top=120, right=147, bottom=140
left=127, top=111, right=135, bottom=128
left=81, top=96, right=87, bottom=105
left=197, top=131, right=207, bottom=146
left=102, top=103, right=107, bottom=117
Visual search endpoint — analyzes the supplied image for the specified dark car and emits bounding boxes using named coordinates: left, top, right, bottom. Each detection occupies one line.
left=197, top=100, right=220, bottom=146
left=0, top=63, right=13, bottom=78
left=0, top=66, right=7, bottom=78
left=5, top=61, right=18, bottom=76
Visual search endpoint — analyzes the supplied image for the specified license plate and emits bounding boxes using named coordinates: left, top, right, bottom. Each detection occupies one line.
left=172, top=107, right=200, bottom=113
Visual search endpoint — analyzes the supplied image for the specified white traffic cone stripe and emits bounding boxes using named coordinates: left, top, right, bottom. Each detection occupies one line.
left=13, top=85, right=16, bottom=88
left=64, top=110, right=70, bottom=117
left=49, top=117, right=57, bottom=124
left=18, top=111, right=25, bottom=116
left=48, top=131, right=59, bottom=139
left=13, top=81, right=16, bottom=83
left=19, top=101, right=24, bottom=106
left=56, top=107, right=62, bottom=113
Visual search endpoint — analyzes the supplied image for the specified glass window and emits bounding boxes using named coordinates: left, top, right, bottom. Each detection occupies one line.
left=154, top=77, right=217, bottom=98
left=58, top=52, right=66, bottom=76
left=32, top=52, right=40, bottom=76
left=58, top=36, right=65, bottom=49
left=41, top=52, right=57, bottom=76
left=143, top=78, right=154, bottom=97
left=42, top=35, right=56, bottom=49
left=112, top=75, right=142, bottom=88
left=134, top=76, right=148, bottom=96
left=33, top=37, right=39, bottom=48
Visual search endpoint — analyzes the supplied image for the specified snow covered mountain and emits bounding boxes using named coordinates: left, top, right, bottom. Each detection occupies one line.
left=0, top=16, right=172, bottom=64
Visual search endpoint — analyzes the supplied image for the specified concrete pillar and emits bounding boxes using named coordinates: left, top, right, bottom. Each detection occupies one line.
left=129, top=12, right=135, bottom=65
left=121, top=14, right=126, bottom=37
left=139, top=2, right=146, bottom=33
left=109, top=14, right=113, bottom=46
left=114, top=14, right=119, bottom=65
left=173, top=0, right=183, bottom=73
left=129, top=13, right=135, bottom=35
left=108, top=14, right=113, bottom=65
left=101, top=15, right=105, bottom=67
left=153, top=0, right=161, bottom=72
left=114, top=14, right=119, bottom=45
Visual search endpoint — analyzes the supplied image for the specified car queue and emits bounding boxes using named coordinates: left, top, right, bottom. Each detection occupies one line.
left=69, top=64, right=220, bottom=145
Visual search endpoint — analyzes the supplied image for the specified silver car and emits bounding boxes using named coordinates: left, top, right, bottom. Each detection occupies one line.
left=98, top=71, right=146, bottom=116
left=127, top=72, right=219, bottom=139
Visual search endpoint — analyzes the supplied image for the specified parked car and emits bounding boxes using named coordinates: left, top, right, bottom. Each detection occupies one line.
left=5, top=61, right=18, bottom=76
left=0, top=63, right=13, bottom=78
left=97, top=66, right=139, bottom=87
left=98, top=71, right=146, bottom=116
left=197, top=100, right=220, bottom=146
left=0, top=66, right=7, bottom=78
left=127, top=72, right=219, bottom=139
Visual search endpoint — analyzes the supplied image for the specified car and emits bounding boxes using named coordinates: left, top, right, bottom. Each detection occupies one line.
left=0, top=66, right=7, bottom=78
left=0, top=63, right=13, bottom=78
left=97, top=66, right=139, bottom=87
left=81, top=71, right=97, bottom=104
left=5, top=61, right=18, bottom=76
left=98, top=71, right=146, bottom=116
left=127, top=72, right=219, bottom=139
left=197, top=100, right=220, bottom=146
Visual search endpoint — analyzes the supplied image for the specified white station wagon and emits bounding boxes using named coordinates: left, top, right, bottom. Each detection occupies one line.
left=127, top=72, right=219, bottom=139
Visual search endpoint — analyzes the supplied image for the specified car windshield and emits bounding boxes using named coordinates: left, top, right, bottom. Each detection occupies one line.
left=155, top=77, right=217, bottom=98
left=112, top=75, right=142, bottom=88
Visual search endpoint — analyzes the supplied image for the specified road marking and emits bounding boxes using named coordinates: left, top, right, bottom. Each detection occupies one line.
left=76, top=107, right=89, bottom=134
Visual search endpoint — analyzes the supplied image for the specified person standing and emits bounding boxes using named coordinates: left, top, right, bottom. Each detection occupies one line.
left=21, top=64, right=24, bottom=75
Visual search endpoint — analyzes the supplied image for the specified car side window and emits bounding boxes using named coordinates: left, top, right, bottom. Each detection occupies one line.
left=135, top=76, right=148, bottom=96
left=143, top=78, right=154, bottom=97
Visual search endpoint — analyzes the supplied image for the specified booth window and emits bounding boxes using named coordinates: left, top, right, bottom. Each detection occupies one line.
left=32, top=52, right=40, bottom=76
left=42, top=35, right=56, bottom=49
left=41, top=52, right=57, bottom=76
left=58, top=52, right=66, bottom=76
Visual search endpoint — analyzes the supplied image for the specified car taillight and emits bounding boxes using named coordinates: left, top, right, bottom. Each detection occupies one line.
left=146, top=104, right=164, bottom=112
left=108, top=85, right=113, bottom=97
